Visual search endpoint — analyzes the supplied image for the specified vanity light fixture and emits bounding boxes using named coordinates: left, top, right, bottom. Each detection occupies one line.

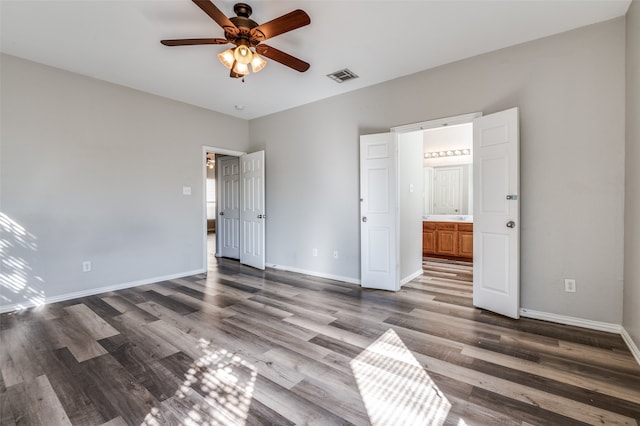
left=424, top=148, right=472, bottom=159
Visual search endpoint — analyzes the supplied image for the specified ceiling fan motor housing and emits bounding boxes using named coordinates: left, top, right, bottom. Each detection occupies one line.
left=229, top=3, right=258, bottom=44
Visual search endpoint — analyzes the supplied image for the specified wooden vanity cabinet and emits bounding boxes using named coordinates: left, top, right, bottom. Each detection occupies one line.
left=423, top=221, right=473, bottom=260
left=435, top=222, right=458, bottom=256
left=458, top=223, right=474, bottom=258
left=422, top=223, right=437, bottom=255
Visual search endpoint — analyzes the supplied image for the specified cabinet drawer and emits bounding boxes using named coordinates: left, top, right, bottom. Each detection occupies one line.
left=436, top=223, right=457, bottom=231
left=459, top=223, right=473, bottom=232
left=423, top=222, right=436, bottom=230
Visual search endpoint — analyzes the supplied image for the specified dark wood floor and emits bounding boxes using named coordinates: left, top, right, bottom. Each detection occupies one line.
left=1, top=256, right=640, bottom=425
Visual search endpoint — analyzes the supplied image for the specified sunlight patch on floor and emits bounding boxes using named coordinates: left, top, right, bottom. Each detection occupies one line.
left=351, top=328, right=451, bottom=425
left=143, top=339, right=256, bottom=425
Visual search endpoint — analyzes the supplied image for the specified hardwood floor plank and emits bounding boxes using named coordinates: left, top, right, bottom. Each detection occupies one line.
left=5, top=375, right=72, bottom=426
left=98, top=416, right=128, bottom=426
left=105, top=313, right=181, bottom=359
left=250, top=374, right=353, bottom=425
left=141, top=290, right=198, bottom=316
left=250, top=294, right=338, bottom=324
left=45, top=348, right=107, bottom=425
left=64, top=303, right=119, bottom=340
left=101, top=295, right=159, bottom=323
left=76, top=354, right=158, bottom=424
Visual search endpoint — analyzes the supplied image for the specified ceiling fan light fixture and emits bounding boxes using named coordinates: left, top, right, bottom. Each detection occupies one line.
left=218, top=49, right=235, bottom=69
left=232, top=61, right=250, bottom=76
left=250, top=54, right=266, bottom=73
left=233, top=42, right=253, bottom=65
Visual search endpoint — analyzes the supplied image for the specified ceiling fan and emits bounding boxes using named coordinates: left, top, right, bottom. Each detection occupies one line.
left=161, top=0, right=310, bottom=79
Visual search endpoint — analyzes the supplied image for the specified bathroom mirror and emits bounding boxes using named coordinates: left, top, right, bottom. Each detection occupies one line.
left=424, top=164, right=473, bottom=216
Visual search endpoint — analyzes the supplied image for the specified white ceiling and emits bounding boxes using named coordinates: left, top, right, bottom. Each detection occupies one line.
left=0, top=0, right=631, bottom=120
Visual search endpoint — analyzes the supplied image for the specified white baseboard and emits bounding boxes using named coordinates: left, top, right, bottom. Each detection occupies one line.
left=401, top=269, right=423, bottom=286
left=621, top=327, right=640, bottom=366
left=0, top=268, right=206, bottom=314
left=519, top=308, right=622, bottom=334
left=265, top=263, right=360, bottom=285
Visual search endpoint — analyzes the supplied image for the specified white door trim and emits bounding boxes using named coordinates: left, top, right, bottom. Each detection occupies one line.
left=201, top=146, right=246, bottom=271
left=390, top=112, right=482, bottom=133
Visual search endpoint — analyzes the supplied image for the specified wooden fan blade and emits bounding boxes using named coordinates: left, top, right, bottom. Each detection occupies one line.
left=250, top=9, right=310, bottom=42
left=161, top=38, right=230, bottom=46
left=256, top=44, right=309, bottom=72
left=192, top=0, right=239, bottom=36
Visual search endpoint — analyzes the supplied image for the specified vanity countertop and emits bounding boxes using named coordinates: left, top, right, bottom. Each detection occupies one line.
left=423, top=215, right=473, bottom=223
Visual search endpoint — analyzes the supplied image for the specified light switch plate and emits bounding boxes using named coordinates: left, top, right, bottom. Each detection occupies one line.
left=182, top=186, right=192, bottom=196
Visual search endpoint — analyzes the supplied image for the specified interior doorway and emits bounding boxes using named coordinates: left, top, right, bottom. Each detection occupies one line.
left=201, top=146, right=267, bottom=272
left=389, top=114, right=478, bottom=287
left=421, top=122, right=474, bottom=267
left=362, top=109, right=520, bottom=318
left=201, top=146, right=245, bottom=272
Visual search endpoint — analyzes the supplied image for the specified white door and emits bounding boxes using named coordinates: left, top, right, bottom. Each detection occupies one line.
left=218, top=156, right=240, bottom=259
left=473, top=107, right=520, bottom=318
left=433, top=166, right=463, bottom=214
left=360, top=133, right=399, bottom=290
left=240, top=151, right=266, bottom=270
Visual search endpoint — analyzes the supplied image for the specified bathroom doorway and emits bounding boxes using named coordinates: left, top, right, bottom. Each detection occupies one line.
left=421, top=122, right=474, bottom=268
left=391, top=108, right=521, bottom=319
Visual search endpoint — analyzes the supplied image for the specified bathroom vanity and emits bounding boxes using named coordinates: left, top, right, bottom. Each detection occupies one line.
left=423, top=219, right=473, bottom=260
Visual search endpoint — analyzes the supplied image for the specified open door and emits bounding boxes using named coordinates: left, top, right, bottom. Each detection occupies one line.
left=217, top=156, right=240, bottom=259
left=360, top=133, right=399, bottom=290
left=240, top=150, right=266, bottom=270
left=472, top=107, right=520, bottom=318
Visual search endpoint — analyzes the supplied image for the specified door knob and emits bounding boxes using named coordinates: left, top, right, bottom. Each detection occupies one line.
left=258, top=214, right=266, bottom=219
left=506, top=221, right=516, bottom=228
left=220, top=212, right=224, bottom=216
left=362, top=217, right=367, bottom=223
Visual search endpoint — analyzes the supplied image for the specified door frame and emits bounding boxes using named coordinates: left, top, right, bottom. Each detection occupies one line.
left=201, top=146, right=246, bottom=270
left=389, top=112, right=481, bottom=280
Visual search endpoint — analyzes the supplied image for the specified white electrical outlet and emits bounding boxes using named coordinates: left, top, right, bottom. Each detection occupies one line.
left=312, top=248, right=318, bottom=257
left=182, top=186, right=192, bottom=195
left=82, top=261, right=92, bottom=272
left=564, top=278, right=576, bottom=293
left=333, top=251, right=339, bottom=259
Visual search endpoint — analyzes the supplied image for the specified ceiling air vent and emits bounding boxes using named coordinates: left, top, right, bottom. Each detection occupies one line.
left=327, top=68, right=359, bottom=83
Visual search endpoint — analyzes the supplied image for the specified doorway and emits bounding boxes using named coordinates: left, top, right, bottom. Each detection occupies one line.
left=362, top=108, right=520, bottom=318
left=201, top=146, right=266, bottom=272
left=421, top=122, right=474, bottom=267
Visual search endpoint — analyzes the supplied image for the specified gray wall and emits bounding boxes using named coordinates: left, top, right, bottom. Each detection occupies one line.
left=0, top=54, right=249, bottom=309
left=398, top=131, right=424, bottom=283
left=624, top=1, right=640, bottom=351
left=250, top=18, right=626, bottom=324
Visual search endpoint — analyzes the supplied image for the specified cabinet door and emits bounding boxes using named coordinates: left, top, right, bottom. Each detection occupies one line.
left=423, top=230, right=436, bottom=256
left=436, top=230, right=458, bottom=256
left=458, top=231, right=473, bottom=259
